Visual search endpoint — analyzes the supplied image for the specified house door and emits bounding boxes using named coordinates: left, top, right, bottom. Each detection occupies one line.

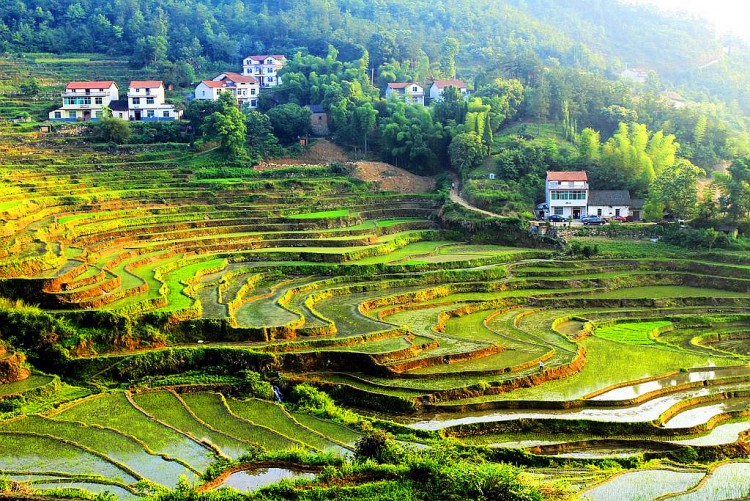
left=83, top=111, right=91, bottom=121
left=573, top=209, right=581, bottom=219
left=134, top=111, right=141, bottom=121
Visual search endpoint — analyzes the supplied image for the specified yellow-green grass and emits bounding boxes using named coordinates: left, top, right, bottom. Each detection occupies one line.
left=54, top=393, right=214, bottom=472
left=1, top=415, right=191, bottom=487
left=227, top=398, right=341, bottom=451
left=179, top=392, right=301, bottom=452
left=0, top=374, right=53, bottom=397
left=0, top=433, right=138, bottom=485
left=594, top=321, right=672, bottom=345
left=464, top=335, right=745, bottom=403
left=584, top=285, right=750, bottom=299
left=288, top=209, right=351, bottom=219
left=348, top=241, right=454, bottom=265
left=287, top=412, right=362, bottom=446
left=132, top=390, right=255, bottom=460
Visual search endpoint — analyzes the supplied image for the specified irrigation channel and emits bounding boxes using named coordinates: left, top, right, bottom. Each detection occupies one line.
left=3, top=158, right=750, bottom=499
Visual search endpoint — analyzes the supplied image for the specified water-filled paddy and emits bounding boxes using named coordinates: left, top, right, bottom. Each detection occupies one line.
left=218, top=468, right=316, bottom=491
left=582, top=469, right=704, bottom=501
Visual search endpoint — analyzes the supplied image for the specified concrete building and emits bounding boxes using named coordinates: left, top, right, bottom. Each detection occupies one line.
left=588, top=190, right=632, bottom=219
left=194, top=72, right=260, bottom=108
left=127, top=81, right=179, bottom=121
left=545, top=171, right=589, bottom=220
left=49, top=81, right=119, bottom=121
left=307, top=105, right=329, bottom=136
left=385, top=83, right=425, bottom=105
left=429, top=79, right=468, bottom=102
left=242, top=55, right=286, bottom=88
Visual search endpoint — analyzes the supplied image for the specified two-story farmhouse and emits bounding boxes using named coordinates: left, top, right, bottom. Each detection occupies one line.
left=242, top=55, right=286, bottom=88
left=127, top=81, right=180, bottom=121
left=429, top=79, right=468, bottom=102
left=194, top=72, right=260, bottom=108
left=385, top=83, right=425, bottom=105
left=48, top=81, right=119, bottom=121
left=545, top=171, right=589, bottom=220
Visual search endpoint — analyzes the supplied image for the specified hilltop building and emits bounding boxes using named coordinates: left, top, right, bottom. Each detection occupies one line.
left=541, top=171, right=642, bottom=220
left=48, top=81, right=119, bottom=121
left=194, top=72, right=260, bottom=108
left=242, top=55, right=286, bottom=88
left=385, top=83, right=425, bottom=105
left=429, top=79, right=469, bottom=102
left=307, top=105, right=329, bottom=136
left=545, top=171, right=589, bottom=220
left=127, top=81, right=180, bottom=121
left=620, top=67, right=650, bottom=84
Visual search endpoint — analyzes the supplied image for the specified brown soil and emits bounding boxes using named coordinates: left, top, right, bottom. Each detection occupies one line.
left=350, top=161, right=435, bottom=194
left=258, top=139, right=349, bottom=168
left=257, top=139, right=435, bottom=194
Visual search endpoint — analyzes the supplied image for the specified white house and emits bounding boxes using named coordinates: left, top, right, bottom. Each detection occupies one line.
left=242, top=55, right=287, bottom=88
left=587, top=190, right=631, bottom=219
left=620, top=67, right=649, bottom=84
left=545, top=171, right=589, bottom=220
left=127, top=81, right=179, bottom=121
left=194, top=72, right=260, bottom=108
left=385, top=83, right=425, bottom=105
left=429, top=79, right=469, bottom=102
left=49, top=81, right=119, bottom=121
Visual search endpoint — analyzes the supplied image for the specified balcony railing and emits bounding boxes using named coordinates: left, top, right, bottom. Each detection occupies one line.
left=61, top=90, right=111, bottom=98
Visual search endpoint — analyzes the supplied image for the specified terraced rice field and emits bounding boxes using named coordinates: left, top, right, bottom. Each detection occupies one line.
left=3, top=146, right=750, bottom=498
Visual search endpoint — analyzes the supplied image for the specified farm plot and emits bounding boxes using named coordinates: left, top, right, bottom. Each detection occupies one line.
left=7, top=141, right=750, bottom=497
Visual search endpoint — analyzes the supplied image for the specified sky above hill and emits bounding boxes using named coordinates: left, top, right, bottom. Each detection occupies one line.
left=630, top=0, right=750, bottom=42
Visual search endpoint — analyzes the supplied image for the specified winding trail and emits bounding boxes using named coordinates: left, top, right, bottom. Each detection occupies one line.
left=448, top=181, right=504, bottom=218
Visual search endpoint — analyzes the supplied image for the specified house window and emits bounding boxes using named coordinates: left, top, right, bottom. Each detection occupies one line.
left=615, top=208, right=621, bottom=216
left=251, top=88, right=256, bottom=95
left=95, top=111, right=102, bottom=118
left=95, top=97, right=103, bottom=105
left=412, top=86, right=418, bottom=92
left=54, top=111, right=62, bottom=119
left=132, top=97, right=140, bottom=105
left=147, top=110, right=155, bottom=118
left=268, top=77, right=273, bottom=82
left=68, top=111, right=77, bottom=119
left=163, top=111, right=170, bottom=118
left=550, top=190, right=586, bottom=201
left=250, top=99, right=257, bottom=107
left=64, top=97, right=92, bottom=105
left=597, top=209, right=602, bottom=216
left=266, top=59, right=273, bottom=64
left=146, top=97, right=154, bottom=105
left=201, top=90, right=205, bottom=96
left=554, top=207, right=564, bottom=215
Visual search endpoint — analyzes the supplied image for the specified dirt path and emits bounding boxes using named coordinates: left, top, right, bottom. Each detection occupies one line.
left=449, top=175, right=504, bottom=218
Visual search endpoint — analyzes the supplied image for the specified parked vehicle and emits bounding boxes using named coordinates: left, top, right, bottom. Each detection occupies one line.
left=581, top=215, right=606, bottom=225
left=547, top=214, right=567, bottom=222
left=609, top=216, right=627, bottom=222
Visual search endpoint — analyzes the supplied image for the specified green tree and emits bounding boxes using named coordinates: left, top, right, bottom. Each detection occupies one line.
left=714, top=156, right=750, bottom=220
left=98, top=117, right=131, bottom=144
left=577, top=128, right=601, bottom=165
left=202, top=92, right=246, bottom=158
left=433, top=86, right=468, bottom=126
left=647, top=159, right=703, bottom=220
left=245, top=110, right=281, bottom=162
left=439, top=37, right=460, bottom=78
left=266, top=103, right=312, bottom=144
left=449, top=132, right=485, bottom=176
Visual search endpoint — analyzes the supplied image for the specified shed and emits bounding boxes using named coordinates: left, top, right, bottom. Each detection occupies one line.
left=307, top=104, right=329, bottom=136
left=588, top=190, right=631, bottom=219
